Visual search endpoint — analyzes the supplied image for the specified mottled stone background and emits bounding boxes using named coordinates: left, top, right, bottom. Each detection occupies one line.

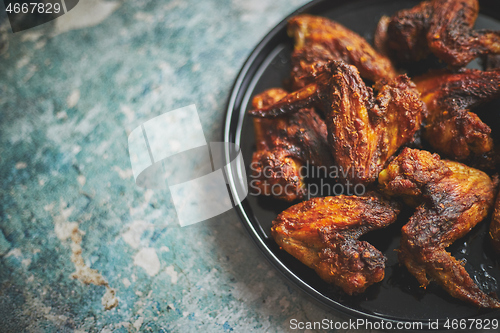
left=0, top=0, right=379, bottom=332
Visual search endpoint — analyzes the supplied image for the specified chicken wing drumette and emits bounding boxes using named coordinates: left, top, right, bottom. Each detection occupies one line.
left=413, top=69, right=500, bottom=160
left=375, top=0, right=500, bottom=67
left=250, top=88, right=334, bottom=201
left=250, top=61, right=424, bottom=185
left=491, top=193, right=500, bottom=253
left=288, top=14, right=397, bottom=90
left=379, top=148, right=499, bottom=308
left=271, top=193, right=400, bottom=294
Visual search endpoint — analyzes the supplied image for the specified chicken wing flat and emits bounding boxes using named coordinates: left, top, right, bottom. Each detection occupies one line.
left=379, top=148, right=499, bottom=308
left=376, top=0, right=500, bottom=67
left=250, top=61, right=424, bottom=185
left=271, top=193, right=400, bottom=294
left=288, top=15, right=397, bottom=90
left=413, top=69, right=500, bottom=160
left=491, top=193, right=500, bottom=253
left=250, top=88, right=333, bottom=201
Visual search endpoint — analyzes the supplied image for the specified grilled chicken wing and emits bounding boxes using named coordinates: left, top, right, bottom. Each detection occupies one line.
left=250, top=61, right=424, bottom=185
left=250, top=88, right=333, bottom=201
left=288, top=15, right=397, bottom=90
left=271, top=193, right=400, bottom=294
left=376, top=0, right=500, bottom=67
left=379, top=148, right=499, bottom=308
left=413, top=69, right=500, bottom=160
left=491, top=193, right=500, bottom=253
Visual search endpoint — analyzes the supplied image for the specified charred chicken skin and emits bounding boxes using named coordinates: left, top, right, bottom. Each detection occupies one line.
left=271, top=193, right=400, bottom=294
left=414, top=69, right=500, bottom=160
left=288, top=14, right=397, bottom=90
left=376, top=0, right=500, bottom=67
left=250, top=61, right=424, bottom=185
left=250, top=88, right=333, bottom=201
left=491, top=193, right=500, bottom=253
left=379, top=148, right=499, bottom=308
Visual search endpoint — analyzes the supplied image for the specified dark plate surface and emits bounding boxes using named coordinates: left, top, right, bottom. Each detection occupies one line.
left=224, top=0, right=500, bottom=327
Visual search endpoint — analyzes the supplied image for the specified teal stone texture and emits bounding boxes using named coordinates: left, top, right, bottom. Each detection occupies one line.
left=0, top=0, right=374, bottom=332
left=0, top=229, right=11, bottom=255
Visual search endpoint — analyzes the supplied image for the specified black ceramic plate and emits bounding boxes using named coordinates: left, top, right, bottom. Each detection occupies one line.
left=224, top=0, right=500, bottom=327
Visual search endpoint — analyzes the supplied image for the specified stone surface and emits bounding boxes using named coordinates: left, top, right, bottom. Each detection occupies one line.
left=0, top=229, right=11, bottom=255
left=0, top=0, right=377, bottom=332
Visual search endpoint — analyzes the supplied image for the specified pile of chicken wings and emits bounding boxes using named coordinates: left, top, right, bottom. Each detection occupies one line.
left=248, top=0, right=500, bottom=308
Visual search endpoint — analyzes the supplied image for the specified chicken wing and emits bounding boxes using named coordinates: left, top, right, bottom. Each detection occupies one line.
left=250, top=61, right=424, bottom=185
left=271, top=193, right=400, bottom=294
left=375, top=0, right=500, bottom=67
left=413, top=69, right=500, bottom=160
left=250, top=88, right=333, bottom=201
left=288, top=15, right=397, bottom=90
left=491, top=192, right=500, bottom=253
left=379, top=148, right=499, bottom=308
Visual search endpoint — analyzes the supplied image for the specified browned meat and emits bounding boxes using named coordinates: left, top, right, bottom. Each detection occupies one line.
left=250, top=88, right=333, bottom=201
left=271, top=193, right=400, bottom=294
left=250, top=61, right=424, bottom=185
left=413, top=69, right=500, bottom=160
left=374, top=15, right=391, bottom=57
left=376, top=0, right=500, bottom=67
left=491, top=192, right=500, bottom=253
left=288, top=15, right=397, bottom=90
left=379, top=148, right=499, bottom=308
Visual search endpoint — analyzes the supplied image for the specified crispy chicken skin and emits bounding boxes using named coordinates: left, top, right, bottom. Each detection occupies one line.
left=379, top=148, right=499, bottom=308
left=378, top=147, right=452, bottom=207
left=373, top=15, right=392, bottom=57
left=413, top=69, right=500, bottom=160
left=288, top=15, right=397, bottom=90
left=376, top=0, right=500, bottom=67
left=271, top=193, right=400, bottom=294
left=250, top=88, right=333, bottom=201
left=491, top=193, right=500, bottom=253
left=250, top=62, right=424, bottom=185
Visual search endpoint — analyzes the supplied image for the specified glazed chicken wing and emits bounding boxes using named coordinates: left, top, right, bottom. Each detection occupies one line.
left=288, top=15, right=397, bottom=90
left=271, top=193, right=400, bottom=294
left=379, top=148, right=499, bottom=308
left=491, top=193, right=500, bottom=253
left=414, top=69, right=500, bottom=160
left=376, top=0, right=500, bottom=67
left=250, top=88, right=333, bottom=201
left=250, top=61, right=424, bottom=185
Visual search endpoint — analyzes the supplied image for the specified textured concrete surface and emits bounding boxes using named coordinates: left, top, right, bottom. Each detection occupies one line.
left=0, top=0, right=379, bottom=332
